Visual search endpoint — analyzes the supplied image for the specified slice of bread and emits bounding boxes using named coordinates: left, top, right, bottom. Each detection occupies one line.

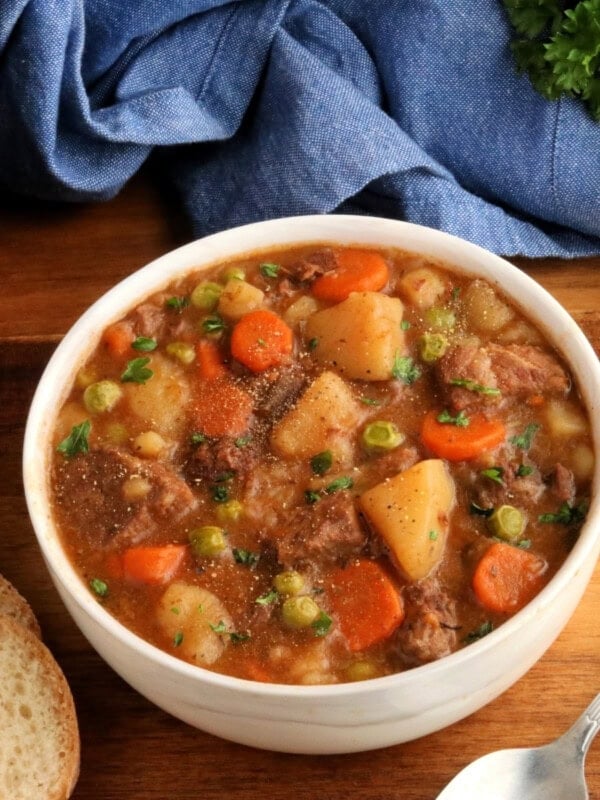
left=0, top=615, right=80, bottom=800
left=0, top=575, right=41, bottom=639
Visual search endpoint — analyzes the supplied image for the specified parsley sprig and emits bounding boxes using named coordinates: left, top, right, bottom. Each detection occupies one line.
left=503, top=0, right=600, bottom=121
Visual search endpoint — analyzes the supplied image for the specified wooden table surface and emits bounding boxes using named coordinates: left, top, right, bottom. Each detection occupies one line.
left=1, top=170, right=599, bottom=800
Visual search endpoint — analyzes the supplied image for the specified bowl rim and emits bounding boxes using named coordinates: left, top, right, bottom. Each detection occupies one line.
left=23, top=213, right=600, bottom=698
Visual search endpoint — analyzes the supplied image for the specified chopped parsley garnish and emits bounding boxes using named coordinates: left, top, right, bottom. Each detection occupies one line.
left=311, top=611, right=333, bottom=638
left=400, top=320, right=411, bottom=330
left=463, top=621, right=493, bottom=644
left=325, top=476, right=354, bottom=494
left=209, top=620, right=228, bottom=635
left=360, top=396, right=382, bottom=406
left=190, top=432, right=207, bottom=446
left=230, top=631, right=251, bottom=644
left=121, top=357, right=153, bottom=384
left=165, top=295, right=189, bottom=312
left=170, top=606, right=180, bottom=615
left=539, top=501, right=588, bottom=525
left=89, top=577, right=108, bottom=598
left=201, top=315, right=226, bottom=334
left=392, top=352, right=421, bottom=384
left=213, top=470, right=235, bottom=483
left=255, top=589, right=279, bottom=606
left=234, top=435, right=252, bottom=448
left=211, top=485, right=229, bottom=503
left=131, top=336, right=158, bottom=352
left=450, top=378, right=501, bottom=396
left=308, top=337, right=319, bottom=351
left=310, top=450, right=333, bottom=476
left=516, top=464, right=534, bottom=477
left=428, top=530, right=439, bottom=541
left=510, top=423, right=540, bottom=450
left=304, top=490, right=321, bottom=505
left=451, top=286, right=461, bottom=301
left=517, top=539, right=532, bottom=549
left=437, top=409, right=470, bottom=427
left=233, top=548, right=260, bottom=567
left=57, top=420, right=91, bottom=458
left=260, top=262, right=281, bottom=279
left=470, top=503, right=494, bottom=517
left=481, top=466, right=504, bottom=485
left=173, top=631, right=184, bottom=647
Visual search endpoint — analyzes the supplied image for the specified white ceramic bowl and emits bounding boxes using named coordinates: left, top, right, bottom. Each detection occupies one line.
left=23, top=215, right=600, bottom=754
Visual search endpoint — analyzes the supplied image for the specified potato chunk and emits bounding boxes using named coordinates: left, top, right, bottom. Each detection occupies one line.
left=157, top=582, right=233, bottom=666
left=305, top=292, right=405, bottom=380
left=218, top=278, right=264, bottom=320
left=271, top=370, right=363, bottom=466
left=124, top=353, right=190, bottom=439
left=398, top=267, right=447, bottom=309
left=359, top=459, right=455, bottom=581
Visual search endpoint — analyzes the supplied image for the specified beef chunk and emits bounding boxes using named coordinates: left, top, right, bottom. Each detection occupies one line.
left=395, top=580, right=458, bottom=666
left=437, top=342, right=569, bottom=410
left=286, top=249, right=336, bottom=284
left=129, top=303, right=165, bottom=339
left=251, top=363, right=308, bottom=422
left=276, top=494, right=367, bottom=568
left=54, top=447, right=196, bottom=548
left=184, top=436, right=258, bottom=485
left=552, top=463, right=575, bottom=503
left=472, top=452, right=545, bottom=508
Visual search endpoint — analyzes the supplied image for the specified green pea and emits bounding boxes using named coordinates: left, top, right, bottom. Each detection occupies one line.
left=273, top=570, right=305, bottom=596
left=83, top=380, right=123, bottom=414
left=189, top=526, right=227, bottom=557
left=345, top=661, right=378, bottom=682
left=425, top=307, right=456, bottom=330
left=487, top=505, right=525, bottom=541
left=281, top=596, right=320, bottom=629
left=362, top=420, right=404, bottom=451
left=221, top=267, right=246, bottom=282
left=216, top=500, right=243, bottom=524
left=419, top=332, right=449, bottom=363
left=190, top=281, right=223, bottom=310
left=166, top=341, right=196, bottom=365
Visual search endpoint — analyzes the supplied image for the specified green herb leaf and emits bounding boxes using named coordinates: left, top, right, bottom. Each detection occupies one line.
left=463, top=620, right=494, bottom=644
left=481, top=466, right=504, bottom=485
left=230, top=631, right=251, bottom=644
left=132, top=336, right=158, bottom=352
left=311, top=611, right=333, bottom=637
left=400, top=320, right=411, bottom=330
left=233, top=548, right=260, bottom=567
left=201, top=315, right=227, bottom=334
left=304, top=490, right=321, bottom=505
left=510, top=423, right=540, bottom=450
left=450, top=378, right=501, bottom=396
left=255, top=589, right=279, bottom=606
left=437, top=409, right=470, bottom=427
left=57, top=420, right=91, bottom=458
left=308, top=337, right=319, bottom=351
left=325, top=476, right=354, bottom=494
left=211, top=485, right=230, bottom=503
left=539, top=500, right=588, bottom=525
left=173, top=631, right=184, bottom=647
left=165, top=296, right=189, bottom=312
left=260, top=262, right=281, bottom=279
left=392, top=352, right=421, bottom=384
left=428, top=530, right=439, bottom=541
left=89, top=577, right=108, bottom=598
left=310, top=450, right=333, bottom=476
left=360, top=396, right=382, bottom=406
left=516, top=464, right=534, bottom=477
left=121, top=357, right=153, bottom=384
left=234, top=435, right=252, bottom=448
left=209, top=620, right=228, bottom=635
left=517, top=538, right=532, bottom=549
left=190, top=432, right=207, bottom=446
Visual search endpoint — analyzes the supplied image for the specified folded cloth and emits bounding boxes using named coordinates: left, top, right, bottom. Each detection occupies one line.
left=1, top=0, right=599, bottom=257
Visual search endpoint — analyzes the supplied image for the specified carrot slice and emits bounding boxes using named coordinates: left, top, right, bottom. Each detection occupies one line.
left=192, top=377, right=253, bottom=437
left=196, top=339, right=228, bottom=381
left=230, top=309, right=293, bottom=372
left=103, top=321, right=134, bottom=359
left=325, top=559, right=404, bottom=652
left=311, top=249, right=390, bottom=303
left=472, top=542, right=547, bottom=614
left=421, top=410, right=506, bottom=461
left=121, top=544, right=187, bottom=585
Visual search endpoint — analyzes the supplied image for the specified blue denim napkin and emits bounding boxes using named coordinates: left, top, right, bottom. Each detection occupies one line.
left=1, top=0, right=599, bottom=257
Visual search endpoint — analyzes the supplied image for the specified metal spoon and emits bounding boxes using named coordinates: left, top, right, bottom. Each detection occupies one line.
left=436, top=693, right=600, bottom=800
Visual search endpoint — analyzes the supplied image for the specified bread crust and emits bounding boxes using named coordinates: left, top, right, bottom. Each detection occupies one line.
left=0, top=615, right=80, bottom=800
left=0, top=575, right=41, bottom=639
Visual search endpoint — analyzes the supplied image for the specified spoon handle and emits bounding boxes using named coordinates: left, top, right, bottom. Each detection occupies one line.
left=560, top=693, right=600, bottom=760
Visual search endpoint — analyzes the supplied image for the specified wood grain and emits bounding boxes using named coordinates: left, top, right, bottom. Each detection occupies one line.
left=1, top=171, right=598, bottom=799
